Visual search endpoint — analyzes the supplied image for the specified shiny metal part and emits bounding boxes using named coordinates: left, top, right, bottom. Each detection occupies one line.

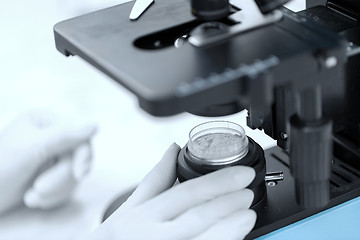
left=280, top=132, right=288, bottom=140
left=188, top=0, right=283, bottom=47
left=129, top=0, right=154, bottom=21
left=265, top=171, right=284, bottom=182
left=267, top=181, right=277, bottom=186
left=347, top=42, right=360, bottom=57
left=319, top=55, right=338, bottom=69
left=174, top=35, right=189, bottom=48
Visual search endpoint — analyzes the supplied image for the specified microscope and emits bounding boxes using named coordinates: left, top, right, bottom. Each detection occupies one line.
left=54, top=0, right=360, bottom=238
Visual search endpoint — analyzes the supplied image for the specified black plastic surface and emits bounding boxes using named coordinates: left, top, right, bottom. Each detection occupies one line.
left=53, top=1, right=346, bottom=116
left=246, top=144, right=360, bottom=239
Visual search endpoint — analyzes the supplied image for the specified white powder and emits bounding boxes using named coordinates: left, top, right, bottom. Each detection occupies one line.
left=191, top=132, right=244, bottom=160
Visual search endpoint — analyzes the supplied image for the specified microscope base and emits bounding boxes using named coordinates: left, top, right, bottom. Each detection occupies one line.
left=247, top=143, right=360, bottom=239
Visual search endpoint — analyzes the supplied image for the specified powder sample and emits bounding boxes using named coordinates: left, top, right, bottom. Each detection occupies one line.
left=190, top=132, right=244, bottom=160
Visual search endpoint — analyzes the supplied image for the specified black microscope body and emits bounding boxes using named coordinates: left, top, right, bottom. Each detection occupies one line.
left=54, top=0, right=360, bottom=238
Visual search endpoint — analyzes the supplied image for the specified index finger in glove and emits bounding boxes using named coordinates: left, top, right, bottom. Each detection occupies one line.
left=119, top=143, right=180, bottom=213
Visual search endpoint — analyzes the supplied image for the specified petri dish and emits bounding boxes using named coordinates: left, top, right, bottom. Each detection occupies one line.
left=187, top=121, right=249, bottom=165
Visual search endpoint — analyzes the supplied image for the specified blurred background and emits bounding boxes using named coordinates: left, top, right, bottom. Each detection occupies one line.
left=0, top=0, right=304, bottom=239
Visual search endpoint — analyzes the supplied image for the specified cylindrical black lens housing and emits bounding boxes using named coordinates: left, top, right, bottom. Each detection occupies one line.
left=177, top=137, right=267, bottom=211
left=191, top=0, right=230, bottom=20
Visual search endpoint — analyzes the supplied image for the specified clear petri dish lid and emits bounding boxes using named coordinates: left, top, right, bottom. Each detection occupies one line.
left=187, top=121, right=249, bottom=165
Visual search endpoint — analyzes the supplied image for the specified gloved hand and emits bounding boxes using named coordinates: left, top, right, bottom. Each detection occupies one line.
left=0, top=111, right=97, bottom=214
left=89, top=143, right=256, bottom=240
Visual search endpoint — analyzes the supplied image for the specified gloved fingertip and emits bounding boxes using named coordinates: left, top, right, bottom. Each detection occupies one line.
left=232, top=166, right=256, bottom=182
left=170, top=142, right=181, bottom=150
left=161, top=143, right=181, bottom=161
left=242, top=188, right=255, bottom=203
left=23, top=189, right=41, bottom=209
left=242, top=209, right=257, bottom=225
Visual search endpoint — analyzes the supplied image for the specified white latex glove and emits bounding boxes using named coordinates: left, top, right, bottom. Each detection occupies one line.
left=0, top=111, right=97, bottom=214
left=89, top=143, right=256, bottom=240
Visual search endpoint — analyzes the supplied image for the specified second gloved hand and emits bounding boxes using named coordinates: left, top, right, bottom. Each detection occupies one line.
left=0, top=111, right=97, bottom=214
